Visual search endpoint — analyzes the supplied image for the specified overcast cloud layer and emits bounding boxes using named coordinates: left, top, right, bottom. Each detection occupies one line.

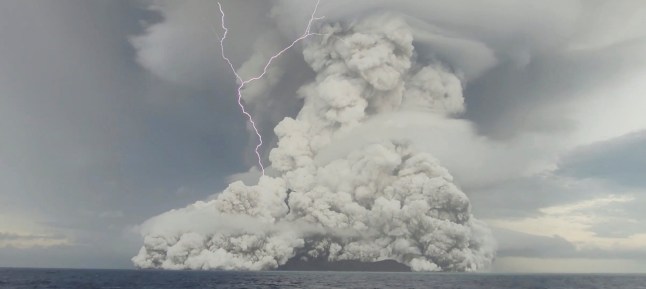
left=1, top=0, right=646, bottom=272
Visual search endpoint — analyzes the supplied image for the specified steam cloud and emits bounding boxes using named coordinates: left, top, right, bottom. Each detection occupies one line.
left=132, top=9, right=495, bottom=271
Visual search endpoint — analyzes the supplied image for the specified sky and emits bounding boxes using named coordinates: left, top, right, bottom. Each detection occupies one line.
left=1, top=0, right=646, bottom=272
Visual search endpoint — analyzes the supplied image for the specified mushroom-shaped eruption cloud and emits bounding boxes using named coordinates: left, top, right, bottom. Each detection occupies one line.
left=132, top=13, right=495, bottom=272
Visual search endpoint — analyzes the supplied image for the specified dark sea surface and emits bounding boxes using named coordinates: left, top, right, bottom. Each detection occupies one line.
left=1, top=268, right=645, bottom=289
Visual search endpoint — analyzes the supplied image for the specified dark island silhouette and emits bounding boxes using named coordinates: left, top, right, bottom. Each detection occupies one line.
left=277, top=259, right=411, bottom=272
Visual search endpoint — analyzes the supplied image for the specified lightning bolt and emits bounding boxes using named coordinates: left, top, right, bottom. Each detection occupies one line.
left=217, top=0, right=323, bottom=176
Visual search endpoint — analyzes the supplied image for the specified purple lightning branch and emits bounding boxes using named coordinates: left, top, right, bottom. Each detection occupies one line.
left=217, top=0, right=323, bottom=176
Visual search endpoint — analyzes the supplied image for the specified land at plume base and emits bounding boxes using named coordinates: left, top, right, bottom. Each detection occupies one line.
left=1, top=268, right=645, bottom=289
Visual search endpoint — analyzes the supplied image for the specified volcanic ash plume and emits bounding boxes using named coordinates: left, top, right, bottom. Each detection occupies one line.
left=132, top=14, right=495, bottom=272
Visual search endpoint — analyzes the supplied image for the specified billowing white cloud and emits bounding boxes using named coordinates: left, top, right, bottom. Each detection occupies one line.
left=133, top=12, right=496, bottom=272
left=130, top=0, right=646, bottom=273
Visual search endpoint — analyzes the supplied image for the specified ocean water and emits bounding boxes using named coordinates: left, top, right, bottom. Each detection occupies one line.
left=1, top=268, right=645, bottom=289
